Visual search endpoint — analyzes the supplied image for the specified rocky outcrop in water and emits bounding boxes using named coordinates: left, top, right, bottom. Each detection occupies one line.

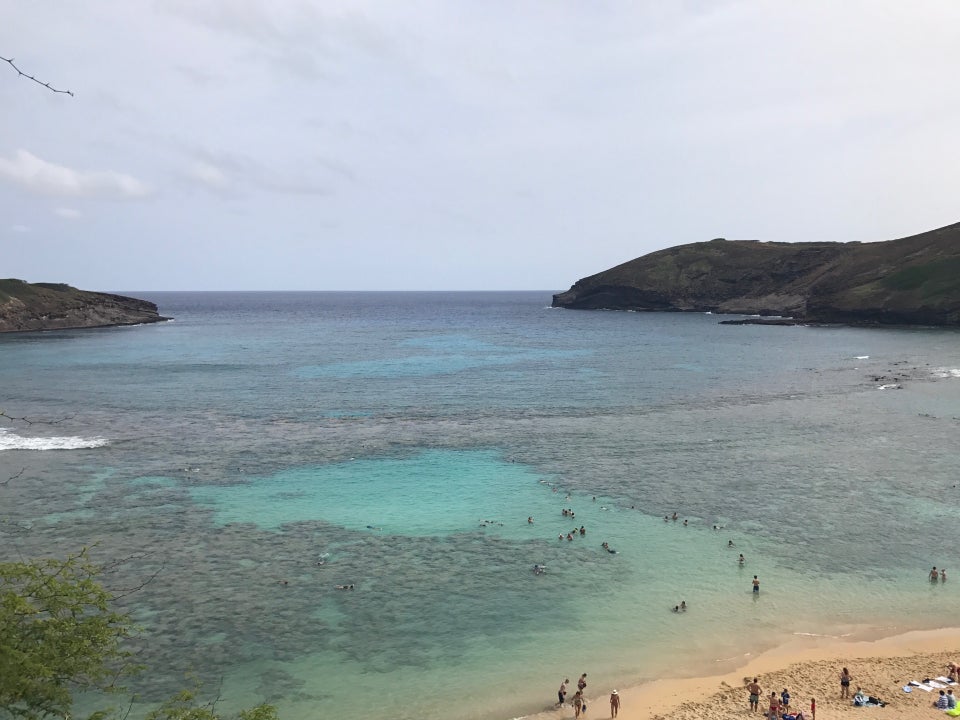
left=552, top=222, right=960, bottom=326
left=0, top=279, right=169, bottom=332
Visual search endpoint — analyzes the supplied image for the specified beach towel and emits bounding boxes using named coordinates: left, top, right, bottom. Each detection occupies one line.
left=930, top=681, right=947, bottom=689
left=909, top=681, right=934, bottom=692
left=937, top=677, right=957, bottom=685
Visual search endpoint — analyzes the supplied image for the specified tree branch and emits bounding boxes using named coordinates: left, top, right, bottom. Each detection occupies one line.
left=0, top=409, right=76, bottom=425
left=1, top=56, right=74, bottom=96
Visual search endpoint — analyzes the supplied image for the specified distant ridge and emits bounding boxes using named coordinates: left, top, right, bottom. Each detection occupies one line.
left=0, top=279, right=169, bottom=333
left=552, top=222, right=960, bottom=326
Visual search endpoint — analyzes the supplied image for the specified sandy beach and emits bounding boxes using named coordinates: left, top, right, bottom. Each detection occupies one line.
left=530, top=629, right=960, bottom=720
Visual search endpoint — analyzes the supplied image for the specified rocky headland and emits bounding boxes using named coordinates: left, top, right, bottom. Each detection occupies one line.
left=0, top=279, right=169, bottom=333
left=552, top=222, right=960, bottom=326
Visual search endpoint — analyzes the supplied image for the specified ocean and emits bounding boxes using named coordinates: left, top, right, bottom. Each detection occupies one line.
left=1, top=291, right=959, bottom=720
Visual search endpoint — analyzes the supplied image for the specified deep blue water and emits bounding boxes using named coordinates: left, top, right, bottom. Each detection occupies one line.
left=1, top=292, right=959, bottom=720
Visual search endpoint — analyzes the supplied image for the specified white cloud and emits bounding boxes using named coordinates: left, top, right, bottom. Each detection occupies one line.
left=10, top=224, right=30, bottom=233
left=187, top=161, right=229, bottom=189
left=0, top=150, right=152, bottom=199
left=54, top=207, right=83, bottom=219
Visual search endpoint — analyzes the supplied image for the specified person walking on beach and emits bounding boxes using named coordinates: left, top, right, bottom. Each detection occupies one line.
left=747, top=678, right=762, bottom=712
left=572, top=690, right=584, bottom=718
left=753, top=575, right=760, bottom=594
left=558, top=678, right=569, bottom=707
left=810, top=698, right=816, bottom=720
left=839, top=668, right=852, bottom=699
left=610, top=689, right=620, bottom=718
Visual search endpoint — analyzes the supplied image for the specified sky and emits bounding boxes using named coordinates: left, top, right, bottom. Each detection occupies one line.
left=2, top=1, right=960, bottom=291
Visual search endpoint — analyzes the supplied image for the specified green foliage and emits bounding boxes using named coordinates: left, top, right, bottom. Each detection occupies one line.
left=0, top=549, right=137, bottom=720
left=145, top=689, right=278, bottom=720
left=0, top=549, right=278, bottom=720
left=881, top=258, right=960, bottom=298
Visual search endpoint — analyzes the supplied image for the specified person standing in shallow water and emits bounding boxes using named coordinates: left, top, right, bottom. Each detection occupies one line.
left=610, top=689, right=620, bottom=718
left=572, top=690, right=584, bottom=718
left=558, top=678, right=568, bottom=706
left=752, top=575, right=760, bottom=594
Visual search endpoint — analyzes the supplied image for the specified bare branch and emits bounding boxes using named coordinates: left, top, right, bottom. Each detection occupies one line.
left=2, top=467, right=26, bottom=485
left=0, top=409, right=76, bottom=425
left=102, top=552, right=167, bottom=601
left=1, top=56, right=74, bottom=96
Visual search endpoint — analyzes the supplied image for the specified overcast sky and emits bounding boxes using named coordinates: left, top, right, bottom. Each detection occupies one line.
left=2, top=1, right=959, bottom=291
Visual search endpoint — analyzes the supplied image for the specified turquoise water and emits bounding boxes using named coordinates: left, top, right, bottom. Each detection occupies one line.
left=1, top=292, right=959, bottom=720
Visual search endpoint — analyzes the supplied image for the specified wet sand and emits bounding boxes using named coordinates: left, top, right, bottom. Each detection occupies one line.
left=527, top=628, right=960, bottom=720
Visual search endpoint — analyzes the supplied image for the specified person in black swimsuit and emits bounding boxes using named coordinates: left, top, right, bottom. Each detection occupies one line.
left=839, top=668, right=852, bottom=699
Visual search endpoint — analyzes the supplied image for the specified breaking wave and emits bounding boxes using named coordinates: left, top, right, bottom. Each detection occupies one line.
left=0, top=427, right=108, bottom=451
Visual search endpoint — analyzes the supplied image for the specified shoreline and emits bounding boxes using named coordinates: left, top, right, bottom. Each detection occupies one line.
left=522, top=627, right=960, bottom=720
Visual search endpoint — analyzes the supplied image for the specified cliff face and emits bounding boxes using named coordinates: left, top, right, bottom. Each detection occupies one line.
left=0, top=279, right=169, bottom=333
left=552, top=222, right=960, bottom=326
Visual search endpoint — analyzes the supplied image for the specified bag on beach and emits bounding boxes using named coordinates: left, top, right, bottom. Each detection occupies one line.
left=582, top=702, right=587, bottom=712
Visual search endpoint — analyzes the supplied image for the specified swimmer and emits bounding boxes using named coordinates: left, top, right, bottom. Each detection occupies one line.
left=672, top=512, right=678, bottom=520
left=334, top=584, right=355, bottom=590
left=664, top=516, right=669, bottom=522
left=931, top=566, right=939, bottom=581
left=739, top=554, right=745, bottom=565
left=728, top=540, right=734, bottom=547
left=683, top=519, right=688, bottom=526
left=528, top=516, right=534, bottom=524
left=680, top=600, right=686, bottom=611
left=942, top=569, right=947, bottom=582
left=559, top=534, right=564, bottom=540
left=672, top=605, right=680, bottom=612
left=579, top=525, right=585, bottom=536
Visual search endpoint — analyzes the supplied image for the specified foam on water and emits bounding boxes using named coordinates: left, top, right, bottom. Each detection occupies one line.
left=0, top=427, right=108, bottom=451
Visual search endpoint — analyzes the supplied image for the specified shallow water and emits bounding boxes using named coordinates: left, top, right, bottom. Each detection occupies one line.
left=1, top=292, right=959, bottom=720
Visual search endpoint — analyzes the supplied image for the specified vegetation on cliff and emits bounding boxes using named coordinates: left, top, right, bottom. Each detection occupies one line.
left=552, top=222, right=960, bottom=325
left=0, top=280, right=168, bottom=333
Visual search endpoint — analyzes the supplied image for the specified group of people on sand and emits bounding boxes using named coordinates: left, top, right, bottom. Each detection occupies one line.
left=746, top=666, right=895, bottom=720
left=557, top=674, right=620, bottom=718
left=931, top=566, right=948, bottom=582
left=747, top=678, right=809, bottom=720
